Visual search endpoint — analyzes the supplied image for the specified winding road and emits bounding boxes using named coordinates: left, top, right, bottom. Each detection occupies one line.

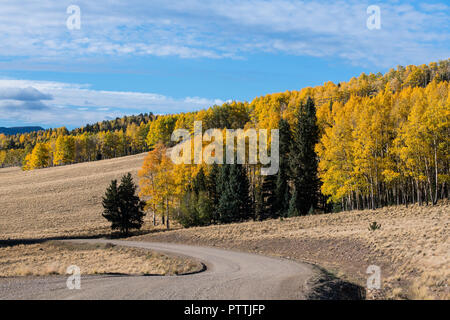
left=0, top=240, right=316, bottom=300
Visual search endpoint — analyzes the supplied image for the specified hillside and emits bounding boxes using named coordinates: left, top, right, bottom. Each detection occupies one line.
left=0, top=152, right=204, bottom=279
left=0, top=153, right=147, bottom=240
left=0, top=126, right=44, bottom=135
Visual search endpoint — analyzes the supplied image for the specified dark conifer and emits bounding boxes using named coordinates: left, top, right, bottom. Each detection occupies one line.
left=260, top=174, right=277, bottom=220
left=274, top=118, right=292, bottom=217
left=288, top=97, right=320, bottom=215
left=216, top=164, right=252, bottom=223
left=102, top=173, right=146, bottom=236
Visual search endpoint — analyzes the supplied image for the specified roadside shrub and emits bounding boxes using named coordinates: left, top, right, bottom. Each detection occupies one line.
left=368, top=221, right=381, bottom=231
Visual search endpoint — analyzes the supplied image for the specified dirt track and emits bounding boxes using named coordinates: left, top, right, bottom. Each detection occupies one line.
left=0, top=239, right=317, bottom=300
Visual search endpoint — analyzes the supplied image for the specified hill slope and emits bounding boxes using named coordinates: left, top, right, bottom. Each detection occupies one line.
left=0, top=153, right=147, bottom=240
left=0, top=126, right=44, bottom=135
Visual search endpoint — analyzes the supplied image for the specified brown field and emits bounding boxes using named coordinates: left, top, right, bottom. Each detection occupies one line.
left=0, top=153, right=204, bottom=279
left=0, top=241, right=201, bottom=277
left=133, top=202, right=449, bottom=300
left=0, top=153, right=148, bottom=240
left=0, top=154, right=204, bottom=279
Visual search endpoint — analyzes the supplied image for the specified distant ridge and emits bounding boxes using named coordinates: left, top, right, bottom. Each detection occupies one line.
left=0, top=126, right=45, bottom=135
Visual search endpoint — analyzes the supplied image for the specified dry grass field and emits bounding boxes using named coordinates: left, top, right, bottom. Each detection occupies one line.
left=0, top=153, right=148, bottom=240
left=134, top=202, right=449, bottom=300
left=0, top=241, right=201, bottom=277
left=0, top=154, right=201, bottom=278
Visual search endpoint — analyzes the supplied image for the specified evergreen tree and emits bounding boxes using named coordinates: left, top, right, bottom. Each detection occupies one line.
left=102, top=179, right=120, bottom=228
left=287, top=188, right=299, bottom=217
left=102, top=173, right=146, bottom=236
left=275, top=171, right=291, bottom=217
left=207, top=163, right=220, bottom=223
left=197, top=191, right=213, bottom=225
left=274, top=118, right=292, bottom=217
left=254, top=184, right=264, bottom=221
left=216, top=164, right=252, bottom=223
left=289, top=97, right=320, bottom=215
left=179, top=168, right=214, bottom=227
left=260, top=174, right=277, bottom=220
left=192, top=167, right=207, bottom=195
left=233, top=164, right=252, bottom=221
left=215, top=164, right=229, bottom=222
left=179, top=191, right=200, bottom=227
left=216, top=167, right=236, bottom=224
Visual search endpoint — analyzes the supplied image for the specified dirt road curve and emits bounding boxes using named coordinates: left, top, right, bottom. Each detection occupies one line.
left=0, top=239, right=316, bottom=300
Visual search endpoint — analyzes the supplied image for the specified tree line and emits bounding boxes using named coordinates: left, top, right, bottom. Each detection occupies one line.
left=139, top=97, right=322, bottom=228
left=0, top=114, right=153, bottom=168
left=317, top=80, right=449, bottom=210
left=138, top=60, right=449, bottom=228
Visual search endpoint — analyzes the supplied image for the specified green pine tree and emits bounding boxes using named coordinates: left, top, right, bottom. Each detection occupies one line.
left=274, top=118, right=292, bottom=217
left=215, top=164, right=229, bottom=223
left=179, top=190, right=198, bottom=227
left=197, top=191, right=213, bottom=225
left=207, top=163, right=220, bottom=222
left=260, top=174, right=277, bottom=220
left=254, top=183, right=264, bottom=221
left=288, top=97, right=320, bottom=215
left=192, top=167, right=207, bottom=195
left=232, top=164, right=252, bottom=221
left=275, top=171, right=291, bottom=217
left=102, top=173, right=146, bottom=236
left=287, top=188, right=300, bottom=217
left=216, top=164, right=252, bottom=223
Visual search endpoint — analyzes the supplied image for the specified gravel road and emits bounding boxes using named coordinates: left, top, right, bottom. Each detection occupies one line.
left=0, top=239, right=316, bottom=300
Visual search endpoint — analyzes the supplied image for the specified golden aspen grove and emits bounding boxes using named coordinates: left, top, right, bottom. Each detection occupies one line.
left=137, top=60, right=449, bottom=226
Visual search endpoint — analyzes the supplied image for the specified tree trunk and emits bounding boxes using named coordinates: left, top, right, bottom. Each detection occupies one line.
left=433, top=142, right=438, bottom=205
left=424, top=158, right=434, bottom=205
left=416, top=179, right=421, bottom=205
left=356, top=190, right=360, bottom=210
left=166, top=198, right=170, bottom=230
left=370, top=178, right=375, bottom=210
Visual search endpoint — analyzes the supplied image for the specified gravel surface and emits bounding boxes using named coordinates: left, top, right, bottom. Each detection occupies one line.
left=0, top=239, right=316, bottom=300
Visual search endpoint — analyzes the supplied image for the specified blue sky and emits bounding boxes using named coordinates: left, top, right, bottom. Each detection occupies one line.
left=0, top=0, right=449, bottom=129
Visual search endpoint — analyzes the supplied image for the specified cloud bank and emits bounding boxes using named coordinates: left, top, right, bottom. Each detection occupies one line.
left=0, top=0, right=448, bottom=67
left=0, top=79, right=224, bottom=128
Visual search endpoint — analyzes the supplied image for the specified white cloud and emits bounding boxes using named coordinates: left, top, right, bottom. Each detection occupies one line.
left=0, top=0, right=448, bottom=67
left=0, top=79, right=224, bottom=128
left=0, top=87, right=53, bottom=101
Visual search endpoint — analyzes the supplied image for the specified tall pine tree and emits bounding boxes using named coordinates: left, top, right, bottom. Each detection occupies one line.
left=207, top=163, right=220, bottom=223
left=260, top=174, right=277, bottom=220
left=192, top=167, right=207, bottom=195
left=287, top=188, right=300, bottom=217
left=289, top=97, right=320, bottom=215
left=102, top=173, right=146, bottom=236
left=216, top=164, right=252, bottom=223
left=274, top=118, right=292, bottom=217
